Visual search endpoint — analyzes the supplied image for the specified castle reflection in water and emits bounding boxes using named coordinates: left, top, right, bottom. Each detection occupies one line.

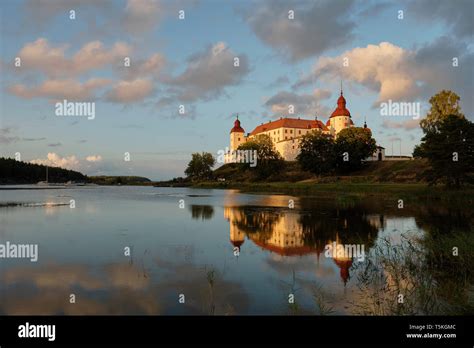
left=223, top=199, right=386, bottom=285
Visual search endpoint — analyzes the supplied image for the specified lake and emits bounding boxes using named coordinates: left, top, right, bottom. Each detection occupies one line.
left=0, top=186, right=472, bottom=315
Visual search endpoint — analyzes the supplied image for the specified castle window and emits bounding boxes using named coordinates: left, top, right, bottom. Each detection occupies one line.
left=285, top=129, right=287, bottom=133
left=285, top=136, right=287, bottom=140
left=238, top=138, right=240, bottom=141
left=290, top=130, right=293, bottom=133
left=299, top=130, right=301, bottom=134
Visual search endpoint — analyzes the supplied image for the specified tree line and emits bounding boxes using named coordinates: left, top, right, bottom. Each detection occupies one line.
left=0, top=157, right=87, bottom=184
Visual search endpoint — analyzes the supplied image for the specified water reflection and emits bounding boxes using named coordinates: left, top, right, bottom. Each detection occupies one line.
left=0, top=187, right=472, bottom=315
left=225, top=201, right=381, bottom=285
left=189, top=205, right=214, bottom=220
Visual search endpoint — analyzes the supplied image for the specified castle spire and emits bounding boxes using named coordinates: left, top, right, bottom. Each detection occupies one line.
left=340, top=80, right=343, bottom=96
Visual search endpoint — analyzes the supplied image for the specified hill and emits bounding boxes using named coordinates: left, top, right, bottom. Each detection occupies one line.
left=212, top=159, right=431, bottom=184
left=88, top=176, right=151, bottom=185
left=0, top=157, right=87, bottom=184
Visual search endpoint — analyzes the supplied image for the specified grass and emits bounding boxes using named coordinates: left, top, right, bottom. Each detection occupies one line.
left=351, top=231, right=474, bottom=315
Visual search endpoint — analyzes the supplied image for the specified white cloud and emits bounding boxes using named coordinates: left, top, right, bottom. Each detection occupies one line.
left=85, top=155, right=103, bottom=162
left=122, top=0, right=162, bottom=34
left=105, top=79, right=154, bottom=103
left=31, top=153, right=80, bottom=170
left=8, top=78, right=111, bottom=101
left=16, top=38, right=131, bottom=77
left=120, top=53, right=166, bottom=80
left=264, top=88, right=332, bottom=117
left=297, top=39, right=474, bottom=115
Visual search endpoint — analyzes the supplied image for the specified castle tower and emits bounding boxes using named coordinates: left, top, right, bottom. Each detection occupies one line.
left=225, top=207, right=245, bottom=251
left=230, top=116, right=245, bottom=151
left=328, top=87, right=353, bottom=136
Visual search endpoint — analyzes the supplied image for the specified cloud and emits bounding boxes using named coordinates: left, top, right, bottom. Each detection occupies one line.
left=162, top=42, right=250, bottom=103
left=382, top=119, right=421, bottom=131
left=105, top=79, right=154, bottom=103
left=243, top=0, right=356, bottom=61
left=264, top=88, right=332, bottom=117
left=48, top=142, right=62, bottom=147
left=16, top=38, right=131, bottom=78
left=266, top=75, right=290, bottom=89
left=122, top=0, right=163, bottom=34
left=8, top=78, right=111, bottom=101
left=407, top=0, right=473, bottom=39
left=297, top=39, right=474, bottom=113
left=31, top=153, right=80, bottom=170
left=85, top=155, right=102, bottom=162
left=120, top=53, right=166, bottom=80
left=121, top=0, right=198, bottom=35
left=22, top=137, right=46, bottom=142
left=23, top=0, right=115, bottom=26
left=30, top=153, right=107, bottom=171
left=0, top=128, right=19, bottom=144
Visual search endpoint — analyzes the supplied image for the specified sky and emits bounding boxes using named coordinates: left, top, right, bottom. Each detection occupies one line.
left=0, top=0, right=473, bottom=180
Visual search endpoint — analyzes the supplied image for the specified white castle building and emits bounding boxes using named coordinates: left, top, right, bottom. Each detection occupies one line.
left=227, top=89, right=386, bottom=161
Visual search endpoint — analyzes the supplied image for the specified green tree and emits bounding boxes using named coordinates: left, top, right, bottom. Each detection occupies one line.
left=417, top=115, right=474, bottom=188
left=420, top=90, right=464, bottom=133
left=238, top=134, right=284, bottom=179
left=335, top=128, right=377, bottom=173
left=185, top=152, right=216, bottom=181
left=296, top=131, right=335, bottom=175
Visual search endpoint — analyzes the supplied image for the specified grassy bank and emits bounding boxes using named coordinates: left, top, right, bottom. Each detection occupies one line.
left=192, top=181, right=473, bottom=201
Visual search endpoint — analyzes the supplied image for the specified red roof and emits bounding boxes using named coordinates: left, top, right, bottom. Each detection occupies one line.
left=330, top=93, right=351, bottom=118
left=249, top=118, right=328, bottom=136
left=230, top=118, right=245, bottom=133
left=334, top=259, right=353, bottom=284
left=231, top=239, right=244, bottom=248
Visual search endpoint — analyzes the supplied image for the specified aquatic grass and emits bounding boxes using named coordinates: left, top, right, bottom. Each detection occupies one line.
left=312, top=283, right=335, bottom=315
left=350, top=231, right=474, bottom=315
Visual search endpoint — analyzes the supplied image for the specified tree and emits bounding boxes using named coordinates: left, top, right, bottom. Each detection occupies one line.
left=335, top=128, right=377, bottom=173
left=238, top=134, right=284, bottom=179
left=417, top=115, right=474, bottom=188
left=296, top=131, right=335, bottom=175
left=184, top=152, right=216, bottom=181
left=420, top=90, right=464, bottom=133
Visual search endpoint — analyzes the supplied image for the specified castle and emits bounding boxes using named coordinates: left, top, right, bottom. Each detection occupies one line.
left=227, top=89, right=386, bottom=161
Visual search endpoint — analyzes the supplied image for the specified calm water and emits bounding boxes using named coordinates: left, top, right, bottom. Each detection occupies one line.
left=0, top=186, right=472, bottom=315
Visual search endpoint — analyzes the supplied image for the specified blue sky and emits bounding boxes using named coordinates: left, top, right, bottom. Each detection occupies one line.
left=1, top=0, right=473, bottom=180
